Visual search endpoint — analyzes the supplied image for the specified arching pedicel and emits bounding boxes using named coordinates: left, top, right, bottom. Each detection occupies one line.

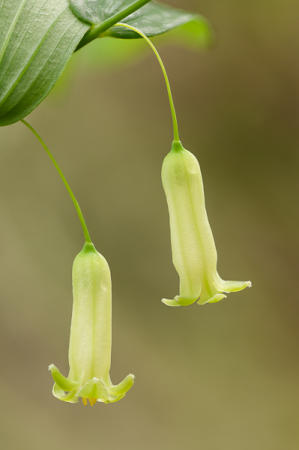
left=0, top=0, right=209, bottom=126
left=116, top=23, right=252, bottom=307
left=22, top=120, right=134, bottom=405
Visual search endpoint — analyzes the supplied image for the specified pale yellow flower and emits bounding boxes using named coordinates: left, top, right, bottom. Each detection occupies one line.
left=49, top=243, right=134, bottom=405
left=162, top=141, right=251, bottom=307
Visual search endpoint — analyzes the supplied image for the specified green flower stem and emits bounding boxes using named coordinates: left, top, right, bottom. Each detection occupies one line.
left=21, top=119, right=92, bottom=244
left=76, top=0, right=152, bottom=50
left=116, top=22, right=180, bottom=142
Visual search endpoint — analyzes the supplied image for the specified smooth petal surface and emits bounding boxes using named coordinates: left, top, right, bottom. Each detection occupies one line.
left=68, top=243, right=112, bottom=385
left=162, top=141, right=251, bottom=307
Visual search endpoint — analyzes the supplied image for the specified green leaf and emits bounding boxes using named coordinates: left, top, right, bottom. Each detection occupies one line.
left=0, top=0, right=88, bottom=126
left=70, top=0, right=211, bottom=43
left=70, top=0, right=150, bottom=25
left=109, top=4, right=210, bottom=41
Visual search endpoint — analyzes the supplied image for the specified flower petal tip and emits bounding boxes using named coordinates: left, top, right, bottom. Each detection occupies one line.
left=196, top=279, right=252, bottom=306
left=107, top=373, right=135, bottom=403
left=161, top=296, right=197, bottom=307
left=221, top=279, right=252, bottom=293
left=197, top=293, right=227, bottom=306
left=49, top=365, right=135, bottom=405
left=161, top=298, right=181, bottom=307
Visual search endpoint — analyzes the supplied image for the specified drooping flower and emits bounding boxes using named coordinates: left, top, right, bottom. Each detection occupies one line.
left=49, top=243, right=134, bottom=405
left=162, top=140, right=251, bottom=307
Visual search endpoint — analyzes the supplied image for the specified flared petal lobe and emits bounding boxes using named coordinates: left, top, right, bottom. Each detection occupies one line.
left=49, top=243, right=134, bottom=404
left=161, top=141, right=251, bottom=307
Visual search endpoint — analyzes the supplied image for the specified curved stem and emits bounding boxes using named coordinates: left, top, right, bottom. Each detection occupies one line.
left=21, top=119, right=92, bottom=244
left=116, top=23, right=180, bottom=142
left=76, top=0, right=151, bottom=50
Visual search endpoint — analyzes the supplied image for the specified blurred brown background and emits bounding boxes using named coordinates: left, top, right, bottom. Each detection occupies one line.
left=0, top=0, right=298, bottom=449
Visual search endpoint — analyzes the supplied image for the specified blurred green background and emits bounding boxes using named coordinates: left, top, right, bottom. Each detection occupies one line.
left=0, top=0, right=299, bottom=449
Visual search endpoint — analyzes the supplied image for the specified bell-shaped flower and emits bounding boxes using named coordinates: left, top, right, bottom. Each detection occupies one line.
left=49, top=243, right=134, bottom=405
left=161, top=141, right=251, bottom=307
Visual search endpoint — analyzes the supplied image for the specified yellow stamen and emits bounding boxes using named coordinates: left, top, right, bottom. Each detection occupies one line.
left=82, top=398, right=87, bottom=406
left=88, top=398, right=97, bottom=406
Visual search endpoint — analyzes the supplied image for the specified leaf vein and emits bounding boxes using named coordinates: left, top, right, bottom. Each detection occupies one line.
left=0, top=0, right=50, bottom=87
left=1, top=16, right=80, bottom=116
left=0, top=0, right=28, bottom=66
left=0, top=6, right=69, bottom=108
